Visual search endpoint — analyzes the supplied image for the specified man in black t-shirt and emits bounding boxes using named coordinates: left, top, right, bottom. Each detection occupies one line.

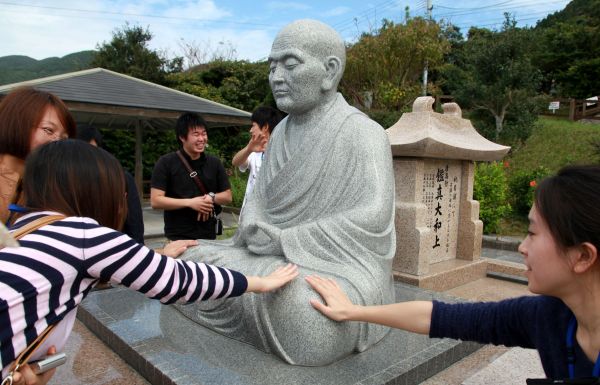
left=150, top=113, right=231, bottom=240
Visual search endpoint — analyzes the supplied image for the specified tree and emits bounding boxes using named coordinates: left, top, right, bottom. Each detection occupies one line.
left=178, top=38, right=238, bottom=69
left=93, top=23, right=182, bottom=85
left=443, top=15, right=541, bottom=142
left=341, top=18, right=450, bottom=111
left=533, top=0, right=600, bottom=98
left=167, top=60, right=273, bottom=112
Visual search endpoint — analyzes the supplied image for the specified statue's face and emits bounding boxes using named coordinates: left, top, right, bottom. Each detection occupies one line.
left=268, top=34, right=327, bottom=115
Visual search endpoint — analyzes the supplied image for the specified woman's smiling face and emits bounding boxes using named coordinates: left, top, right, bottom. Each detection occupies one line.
left=29, top=106, right=67, bottom=151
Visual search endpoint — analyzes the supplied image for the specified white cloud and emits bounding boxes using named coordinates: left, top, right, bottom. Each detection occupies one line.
left=0, top=0, right=572, bottom=62
left=323, top=6, right=351, bottom=17
left=161, top=0, right=231, bottom=20
left=266, top=2, right=311, bottom=11
left=0, top=0, right=238, bottom=60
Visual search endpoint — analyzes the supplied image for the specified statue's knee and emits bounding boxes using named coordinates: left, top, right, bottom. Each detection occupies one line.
left=265, top=280, right=360, bottom=366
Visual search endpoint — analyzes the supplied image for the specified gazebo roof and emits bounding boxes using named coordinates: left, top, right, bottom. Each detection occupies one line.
left=0, top=67, right=251, bottom=129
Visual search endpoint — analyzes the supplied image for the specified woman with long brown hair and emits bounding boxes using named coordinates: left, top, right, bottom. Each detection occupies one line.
left=0, top=140, right=297, bottom=385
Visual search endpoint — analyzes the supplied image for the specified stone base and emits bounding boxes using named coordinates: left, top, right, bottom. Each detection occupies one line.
left=485, top=258, right=528, bottom=285
left=485, top=258, right=527, bottom=278
left=393, top=259, right=487, bottom=291
left=78, top=282, right=480, bottom=385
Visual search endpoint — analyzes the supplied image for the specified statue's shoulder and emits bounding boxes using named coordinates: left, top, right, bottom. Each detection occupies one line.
left=343, top=109, right=389, bottom=144
left=336, top=95, right=385, bottom=134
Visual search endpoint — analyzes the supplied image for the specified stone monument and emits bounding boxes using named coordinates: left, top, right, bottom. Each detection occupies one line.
left=175, top=19, right=396, bottom=366
left=387, top=97, right=510, bottom=290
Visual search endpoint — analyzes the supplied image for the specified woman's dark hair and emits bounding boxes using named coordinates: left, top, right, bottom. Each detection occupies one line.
left=175, top=112, right=208, bottom=143
left=0, top=87, right=76, bottom=159
left=535, top=165, right=600, bottom=252
left=76, top=124, right=103, bottom=147
left=23, top=140, right=127, bottom=230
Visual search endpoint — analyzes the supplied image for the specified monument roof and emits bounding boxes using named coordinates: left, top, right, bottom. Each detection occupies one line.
left=386, top=97, right=510, bottom=161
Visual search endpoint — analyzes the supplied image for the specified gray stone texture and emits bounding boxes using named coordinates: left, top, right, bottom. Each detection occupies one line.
left=79, top=282, right=481, bottom=385
left=387, top=97, right=510, bottom=282
left=386, top=97, right=510, bottom=161
left=174, top=19, right=396, bottom=366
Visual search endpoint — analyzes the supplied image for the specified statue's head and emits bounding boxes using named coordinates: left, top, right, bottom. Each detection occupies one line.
left=268, top=19, right=346, bottom=115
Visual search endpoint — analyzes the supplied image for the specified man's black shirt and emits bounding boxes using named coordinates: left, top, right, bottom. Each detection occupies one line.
left=151, top=151, right=230, bottom=240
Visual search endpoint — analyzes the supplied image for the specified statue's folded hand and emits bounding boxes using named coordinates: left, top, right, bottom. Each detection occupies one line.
left=246, top=222, right=283, bottom=255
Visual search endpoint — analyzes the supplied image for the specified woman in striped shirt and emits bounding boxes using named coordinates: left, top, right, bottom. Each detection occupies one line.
left=0, top=140, right=298, bottom=385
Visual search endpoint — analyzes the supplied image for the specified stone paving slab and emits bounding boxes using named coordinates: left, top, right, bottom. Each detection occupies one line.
left=78, top=283, right=480, bottom=385
left=462, top=347, right=544, bottom=385
left=482, top=247, right=524, bottom=265
left=48, top=320, right=149, bottom=385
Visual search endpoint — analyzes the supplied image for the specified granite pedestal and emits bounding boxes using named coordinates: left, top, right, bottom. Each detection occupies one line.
left=78, top=283, right=480, bottom=385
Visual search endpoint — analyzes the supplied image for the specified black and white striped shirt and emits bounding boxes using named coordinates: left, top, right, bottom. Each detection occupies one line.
left=0, top=211, right=247, bottom=373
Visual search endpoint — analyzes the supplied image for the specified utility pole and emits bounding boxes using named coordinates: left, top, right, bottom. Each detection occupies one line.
left=422, top=0, right=433, bottom=96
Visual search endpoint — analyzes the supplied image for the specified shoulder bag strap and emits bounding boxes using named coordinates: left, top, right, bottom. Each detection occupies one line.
left=3, top=323, right=57, bottom=383
left=176, top=150, right=208, bottom=195
left=10, top=215, right=66, bottom=240
left=2, top=214, right=66, bottom=384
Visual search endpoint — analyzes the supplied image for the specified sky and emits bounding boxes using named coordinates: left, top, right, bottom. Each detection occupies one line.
left=0, top=0, right=572, bottom=65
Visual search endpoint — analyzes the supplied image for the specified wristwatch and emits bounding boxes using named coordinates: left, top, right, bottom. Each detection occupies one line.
left=208, top=192, right=216, bottom=203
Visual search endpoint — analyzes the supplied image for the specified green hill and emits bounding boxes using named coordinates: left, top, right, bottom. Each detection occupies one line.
left=537, top=0, right=600, bottom=28
left=508, top=117, right=600, bottom=174
left=533, top=0, right=600, bottom=98
left=0, top=50, right=95, bottom=85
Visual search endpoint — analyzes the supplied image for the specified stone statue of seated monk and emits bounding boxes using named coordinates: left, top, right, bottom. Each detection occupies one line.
left=175, top=19, right=396, bottom=366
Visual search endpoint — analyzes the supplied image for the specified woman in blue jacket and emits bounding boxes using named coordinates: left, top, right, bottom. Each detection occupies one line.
left=308, top=165, right=600, bottom=382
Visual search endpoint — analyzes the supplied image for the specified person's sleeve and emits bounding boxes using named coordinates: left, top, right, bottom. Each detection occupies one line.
left=215, top=159, right=231, bottom=192
left=429, top=297, right=537, bottom=348
left=82, top=226, right=248, bottom=303
left=151, top=155, right=168, bottom=191
left=238, top=152, right=253, bottom=173
left=122, top=171, right=145, bottom=244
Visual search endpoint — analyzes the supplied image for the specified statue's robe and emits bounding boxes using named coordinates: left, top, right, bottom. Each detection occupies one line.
left=176, top=94, right=396, bottom=366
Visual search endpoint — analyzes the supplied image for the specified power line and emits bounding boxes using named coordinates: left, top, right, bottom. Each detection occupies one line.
left=434, top=0, right=568, bottom=19
left=0, top=1, right=274, bottom=28
left=434, top=0, right=517, bottom=12
left=332, top=0, right=400, bottom=32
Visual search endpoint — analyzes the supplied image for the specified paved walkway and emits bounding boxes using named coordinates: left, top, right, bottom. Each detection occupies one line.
left=49, top=208, right=536, bottom=385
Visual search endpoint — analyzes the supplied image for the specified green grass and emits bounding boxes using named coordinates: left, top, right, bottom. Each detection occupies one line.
left=506, top=116, right=600, bottom=175
left=496, top=215, right=529, bottom=237
left=491, top=116, right=600, bottom=236
left=217, top=227, right=237, bottom=240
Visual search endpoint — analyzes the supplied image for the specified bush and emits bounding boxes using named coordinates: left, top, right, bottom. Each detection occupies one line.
left=507, top=166, right=551, bottom=216
left=228, top=169, right=249, bottom=208
left=367, top=110, right=404, bottom=129
left=474, top=161, right=512, bottom=234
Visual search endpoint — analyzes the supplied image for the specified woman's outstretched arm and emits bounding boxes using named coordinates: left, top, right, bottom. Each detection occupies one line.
left=306, top=275, right=432, bottom=335
left=246, top=263, right=298, bottom=293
